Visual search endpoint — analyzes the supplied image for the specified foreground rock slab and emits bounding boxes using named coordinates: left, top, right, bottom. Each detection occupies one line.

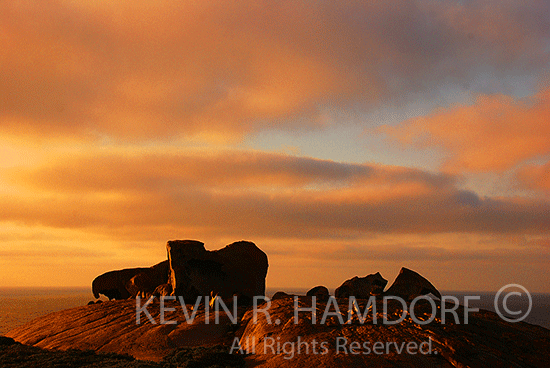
left=7, top=297, right=550, bottom=367
left=7, top=299, right=246, bottom=362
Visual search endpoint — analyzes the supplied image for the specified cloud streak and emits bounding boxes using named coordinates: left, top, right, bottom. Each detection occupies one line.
left=3, top=151, right=548, bottom=241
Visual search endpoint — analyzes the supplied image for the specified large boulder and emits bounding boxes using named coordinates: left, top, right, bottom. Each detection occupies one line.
left=383, top=267, right=442, bottom=300
left=335, top=272, right=387, bottom=299
left=92, top=260, right=169, bottom=300
left=92, top=267, right=148, bottom=300
left=306, top=286, right=330, bottom=301
left=125, top=260, right=170, bottom=298
left=167, top=240, right=268, bottom=301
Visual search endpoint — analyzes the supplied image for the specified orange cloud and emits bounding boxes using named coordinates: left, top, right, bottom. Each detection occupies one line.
left=1, top=0, right=549, bottom=141
left=2, top=150, right=549, bottom=242
left=382, top=88, right=550, bottom=173
left=517, top=162, right=550, bottom=193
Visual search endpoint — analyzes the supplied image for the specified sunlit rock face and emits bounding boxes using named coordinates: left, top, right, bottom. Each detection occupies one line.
left=239, top=297, right=550, bottom=368
left=167, top=240, right=269, bottom=301
left=335, top=272, right=388, bottom=299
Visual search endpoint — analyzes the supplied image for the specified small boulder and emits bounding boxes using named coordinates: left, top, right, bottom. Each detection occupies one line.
left=0, top=336, right=16, bottom=346
left=306, top=286, right=330, bottom=301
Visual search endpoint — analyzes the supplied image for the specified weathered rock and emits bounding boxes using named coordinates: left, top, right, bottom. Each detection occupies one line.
left=7, top=299, right=248, bottom=362
left=384, top=267, right=442, bottom=300
left=126, top=260, right=170, bottom=298
left=271, top=291, right=293, bottom=300
left=92, top=260, right=170, bottom=300
left=167, top=240, right=268, bottom=301
left=306, top=286, right=329, bottom=300
left=6, top=297, right=550, bottom=367
left=152, top=283, right=172, bottom=297
left=92, top=268, right=147, bottom=300
left=335, top=272, right=387, bottom=299
left=238, top=297, right=550, bottom=368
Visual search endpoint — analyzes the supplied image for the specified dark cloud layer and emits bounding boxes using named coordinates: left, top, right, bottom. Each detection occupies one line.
left=3, top=151, right=548, bottom=240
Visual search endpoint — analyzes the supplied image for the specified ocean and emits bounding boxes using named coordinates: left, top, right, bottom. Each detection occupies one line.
left=1, top=287, right=548, bottom=335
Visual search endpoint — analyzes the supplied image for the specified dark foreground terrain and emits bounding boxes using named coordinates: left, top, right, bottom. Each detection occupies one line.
left=0, top=336, right=244, bottom=368
left=6, top=297, right=550, bottom=367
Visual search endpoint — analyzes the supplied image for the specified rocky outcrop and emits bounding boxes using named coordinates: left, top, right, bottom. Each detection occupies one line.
left=335, top=268, right=442, bottom=301
left=167, top=240, right=268, bottom=301
left=271, top=291, right=293, bottom=300
left=6, top=299, right=247, bottom=362
left=125, top=260, right=170, bottom=298
left=383, top=267, right=442, bottom=300
left=237, top=297, right=550, bottom=367
left=92, top=260, right=169, bottom=300
left=91, top=240, right=268, bottom=302
left=7, top=296, right=550, bottom=367
left=306, top=286, right=330, bottom=300
left=92, top=267, right=148, bottom=300
left=335, top=272, right=387, bottom=299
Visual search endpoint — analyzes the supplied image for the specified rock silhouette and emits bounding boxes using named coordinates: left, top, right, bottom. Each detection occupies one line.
left=10, top=239, right=547, bottom=367
left=92, top=240, right=268, bottom=302
left=383, top=267, right=442, bottom=300
left=125, top=260, right=170, bottom=298
left=167, top=240, right=268, bottom=301
left=92, top=267, right=149, bottom=300
left=306, top=286, right=330, bottom=301
left=335, top=268, right=442, bottom=301
left=335, top=272, right=388, bottom=299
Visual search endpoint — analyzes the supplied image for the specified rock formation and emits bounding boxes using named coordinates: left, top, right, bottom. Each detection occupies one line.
left=383, top=267, right=442, bottom=300
left=92, top=267, right=149, bottom=300
left=335, top=268, right=442, bottom=301
left=335, top=272, right=387, bottom=299
left=271, top=291, right=293, bottom=300
left=167, top=240, right=268, bottom=301
left=306, top=286, right=330, bottom=300
left=91, top=240, right=268, bottom=302
left=125, top=260, right=169, bottom=298
left=7, top=296, right=550, bottom=367
left=92, top=260, right=169, bottom=300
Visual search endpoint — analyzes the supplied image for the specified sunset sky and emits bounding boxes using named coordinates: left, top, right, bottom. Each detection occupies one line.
left=1, top=0, right=549, bottom=293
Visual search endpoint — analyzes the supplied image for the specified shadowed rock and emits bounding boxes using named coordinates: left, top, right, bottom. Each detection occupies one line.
left=92, top=268, right=147, bottom=300
left=306, top=286, right=330, bottom=301
left=126, top=260, right=170, bottom=298
left=167, top=240, right=268, bottom=301
left=271, top=291, right=293, bottom=300
left=152, top=283, right=172, bottom=297
left=383, top=267, right=442, bottom=300
left=92, top=260, right=169, bottom=300
left=335, top=272, right=387, bottom=299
